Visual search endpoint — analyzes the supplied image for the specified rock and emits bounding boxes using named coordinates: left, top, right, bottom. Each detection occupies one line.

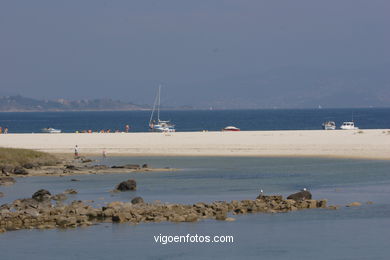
left=225, top=217, right=236, bottom=222
left=0, top=192, right=4, bottom=198
left=13, top=167, right=29, bottom=175
left=52, top=193, right=68, bottom=201
left=81, top=159, right=93, bottom=163
left=131, top=197, right=144, bottom=204
left=111, top=165, right=124, bottom=169
left=65, top=165, right=77, bottom=170
left=32, top=189, right=51, bottom=202
left=257, top=195, right=283, bottom=201
left=287, top=190, right=312, bottom=201
left=346, top=202, right=362, bottom=207
left=71, top=179, right=80, bottom=182
left=327, top=205, right=340, bottom=210
left=0, top=177, right=16, bottom=185
left=215, top=212, right=227, bottom=221
left=316, top=199, right=327, bottom=208
left=1, top=166, right=14, bottom=175
left=116, top=179, right=137, bottom=191
left=366, top=201, right=374, bottom=205
left=142, top=164, right=148, bottom=168
left=64, top=189, right=78, bottom=194
left=185, top=214, right=198, bottom=222
left=22, top=163, right=37, bottom=169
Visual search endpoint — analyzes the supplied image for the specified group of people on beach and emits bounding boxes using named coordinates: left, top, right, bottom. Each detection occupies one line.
left=76, top=124, right=131, bottom=134
left=0, top=126, right=8, bottom=134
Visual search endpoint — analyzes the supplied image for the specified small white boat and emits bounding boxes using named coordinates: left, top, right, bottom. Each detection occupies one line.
left=340, top=122, right=359, bottom=130
left=322, top=121, right=336, bottom=130
left=222, top=126, right=240, bottom=132
left=41, top=128, right=62, bottom=133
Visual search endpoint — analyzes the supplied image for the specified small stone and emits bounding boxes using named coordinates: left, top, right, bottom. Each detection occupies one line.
left=346, top=202, right=362, bottom=207
left=225, top=217, right=236, bottom=222
left=64, top=189, right=78, bottom=194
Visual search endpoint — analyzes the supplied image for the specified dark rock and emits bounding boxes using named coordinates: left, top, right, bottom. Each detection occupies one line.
left=116, top=179, right=137, bottom=191
left=0, top=177, right=16, bottom=185
left=22, top=163, right=37, bottom=169
left=287, top=190, right=312, bottom=201
left=13, top=167, right=29, bottom=175
left=32, top=189, right=51, bottom=202
left=65, top=165, right=77, bottom=170
left=81, top=159, right=93, bottom=163
left=131, top=197, right=144, bottom=204
left=111, top=165, right=124, bottom=169
left=70, top=179, right=80, bottom=182
left=1, top=166, right=14, bottom=175
left=142, top=164, right=148, bottom=168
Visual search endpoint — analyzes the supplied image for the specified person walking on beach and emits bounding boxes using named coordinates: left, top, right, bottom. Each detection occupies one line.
left=4, top=127, right=8, bottom=134
left=125, top=124, right=130, bottom=133
left=102, top=149, right=107, bottom=159
left=74, top=145, right=79, bottom=157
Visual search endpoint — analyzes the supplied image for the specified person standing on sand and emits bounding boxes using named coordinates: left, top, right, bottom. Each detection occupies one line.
left=125, top=124, right=130, bottom=133
left=74, top=145, right=79, bottom=157
left=102, top=149, right=107, bottom=158
left=4, top=127, right=8, bottom=134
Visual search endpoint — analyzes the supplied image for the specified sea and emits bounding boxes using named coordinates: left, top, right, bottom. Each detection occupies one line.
left=0, top=108, right=389, bottom=133
left=1, top=109, right=390, bottom=259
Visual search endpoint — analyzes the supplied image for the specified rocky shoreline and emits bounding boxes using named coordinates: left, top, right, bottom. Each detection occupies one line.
left=1, top=156, right=175, bottom=178
left=0, top=188, right=329, bottom=233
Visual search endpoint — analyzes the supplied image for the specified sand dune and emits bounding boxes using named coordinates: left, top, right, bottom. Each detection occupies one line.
left=1, top=129, right=390, bottom=159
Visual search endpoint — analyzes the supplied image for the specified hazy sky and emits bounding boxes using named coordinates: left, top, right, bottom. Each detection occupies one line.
left=1, top=0, right=389, bottom=108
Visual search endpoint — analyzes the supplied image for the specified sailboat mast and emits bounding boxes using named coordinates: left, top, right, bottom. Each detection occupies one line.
left=149, top=90, right=158, bottom=126
left=157, top=85, right=161, bottom=122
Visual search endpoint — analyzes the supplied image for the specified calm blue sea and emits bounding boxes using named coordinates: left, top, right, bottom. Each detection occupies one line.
left=1, top=156, right=390, bottom=259
left=0, top=108, right=389, bottom=133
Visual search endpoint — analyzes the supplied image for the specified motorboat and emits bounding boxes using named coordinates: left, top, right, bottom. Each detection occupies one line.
left=149, top=85, right=175, bottom=132
left=41, top=128, right=62, bottom=133
left=340, top=122, right=359, bottom=130
left=322, top=121, right=336, bottom=130
left=222, top=126, right=240, bottom=132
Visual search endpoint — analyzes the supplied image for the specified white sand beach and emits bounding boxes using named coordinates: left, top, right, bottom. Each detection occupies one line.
left=1, top=129, right=389, bottom=159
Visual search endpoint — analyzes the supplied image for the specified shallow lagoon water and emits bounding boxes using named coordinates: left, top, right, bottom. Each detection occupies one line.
left=1, top=156, right=390, bottom=259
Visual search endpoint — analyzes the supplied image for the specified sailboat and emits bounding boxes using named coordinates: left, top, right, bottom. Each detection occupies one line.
left=149, top=85, right=175, bottom=132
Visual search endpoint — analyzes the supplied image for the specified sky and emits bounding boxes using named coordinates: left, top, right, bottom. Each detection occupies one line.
left=0, top=0, right=389, bottom=108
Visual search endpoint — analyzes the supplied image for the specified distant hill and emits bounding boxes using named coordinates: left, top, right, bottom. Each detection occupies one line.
left=0, top=95, right=149, bottom=112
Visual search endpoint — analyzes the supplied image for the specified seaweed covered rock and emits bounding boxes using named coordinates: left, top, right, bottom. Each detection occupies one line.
left=32, top=189, right=51, bottom=202
left=13, top=167, right=29, bottom=175
left=116, top=179, right=137, bottom=191
left=287, top=190, right=312, bottom=201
